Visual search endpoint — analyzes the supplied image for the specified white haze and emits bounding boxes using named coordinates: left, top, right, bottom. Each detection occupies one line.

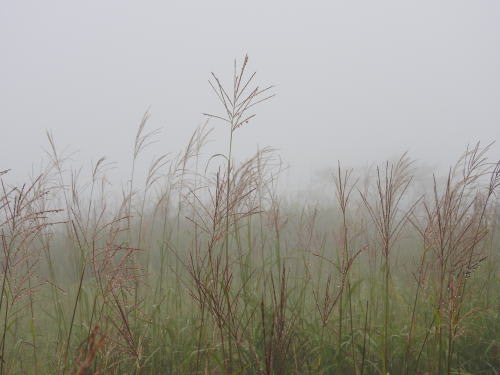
left=1, top=0, right=499, bottom=191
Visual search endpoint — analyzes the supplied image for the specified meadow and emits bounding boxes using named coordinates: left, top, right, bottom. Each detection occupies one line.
left=1, top=59, right=499, bottom=374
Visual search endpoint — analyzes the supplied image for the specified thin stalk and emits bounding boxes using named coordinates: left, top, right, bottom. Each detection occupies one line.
left=360, top=300, right=369, bottom=375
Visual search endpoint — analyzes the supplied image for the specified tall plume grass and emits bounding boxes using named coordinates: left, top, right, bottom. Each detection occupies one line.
left=0, top=57, right=498, bottom=374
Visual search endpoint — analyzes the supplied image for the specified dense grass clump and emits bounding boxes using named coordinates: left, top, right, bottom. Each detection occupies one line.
left=1, top=58, right=499, bottom=374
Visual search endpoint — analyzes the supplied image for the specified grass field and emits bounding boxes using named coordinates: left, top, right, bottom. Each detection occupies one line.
left=1, top=60, right=499, bottom=374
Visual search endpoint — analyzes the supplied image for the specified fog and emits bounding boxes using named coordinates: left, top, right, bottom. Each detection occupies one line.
left=2, top=0, right=499, bottom=189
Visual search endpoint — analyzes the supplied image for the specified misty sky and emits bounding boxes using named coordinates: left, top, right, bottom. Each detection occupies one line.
left=2, top=1, right=499, bottom=188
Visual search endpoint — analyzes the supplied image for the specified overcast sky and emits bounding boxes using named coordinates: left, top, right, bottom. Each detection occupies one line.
left=2, top=0, right=499, bottom=188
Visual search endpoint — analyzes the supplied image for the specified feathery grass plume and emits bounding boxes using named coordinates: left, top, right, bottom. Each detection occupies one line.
left=204, top=54, right=275, bottom=263
left=0, top=171, right=62, bottom=373
left=359, top=153, right=420, bottom=374
left=191, top=55, right=274, bottom=372
left=411, top=143, right=499, bottom=374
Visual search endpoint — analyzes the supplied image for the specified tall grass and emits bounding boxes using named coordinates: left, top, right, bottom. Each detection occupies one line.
left=0, top=57, right=498, bottom=374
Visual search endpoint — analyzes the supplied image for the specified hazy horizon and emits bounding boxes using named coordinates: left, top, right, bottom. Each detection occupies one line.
left=2, top=1, right=499, bottom=189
